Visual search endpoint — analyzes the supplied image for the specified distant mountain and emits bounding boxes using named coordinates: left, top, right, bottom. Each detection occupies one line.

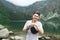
left=0, top=0, right=60, bottom=18
left=0, top=0, right=48, bottom=14
left=0, top=0, right=60, bottom=14
left=40, top=0, right=60, bottom=14
left=0, top=0, right=60, bottom=20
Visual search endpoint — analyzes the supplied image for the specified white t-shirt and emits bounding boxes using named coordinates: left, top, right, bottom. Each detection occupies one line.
left=23, top=20, right=43, bottom=40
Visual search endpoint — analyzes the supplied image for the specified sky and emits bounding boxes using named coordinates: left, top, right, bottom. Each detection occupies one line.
left=6, top=0, right=42, bottom=6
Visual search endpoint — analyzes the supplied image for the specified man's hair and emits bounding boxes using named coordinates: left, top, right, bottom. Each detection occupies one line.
left=33, top=11, right=40, bottom=16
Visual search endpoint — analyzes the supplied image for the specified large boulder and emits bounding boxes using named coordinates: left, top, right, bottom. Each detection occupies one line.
left=0, top=28, right=9, bottom=38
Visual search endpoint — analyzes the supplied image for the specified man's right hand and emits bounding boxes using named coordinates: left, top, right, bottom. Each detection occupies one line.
left=26, top=25, right=30, bottom=30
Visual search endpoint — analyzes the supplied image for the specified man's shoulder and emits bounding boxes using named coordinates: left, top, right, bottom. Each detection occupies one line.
left=37, top=21, right=42, bottom=24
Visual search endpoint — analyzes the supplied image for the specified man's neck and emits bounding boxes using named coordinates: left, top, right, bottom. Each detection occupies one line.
left=32, top=19, right=37, bottom=23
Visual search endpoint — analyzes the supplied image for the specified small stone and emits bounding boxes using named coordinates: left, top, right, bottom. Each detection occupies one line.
left=15, top=36, right=24, bottom=40
left=10, top=36, right=15, bottom=40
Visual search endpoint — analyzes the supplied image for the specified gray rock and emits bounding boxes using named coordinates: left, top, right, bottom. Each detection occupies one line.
left=10, top=36, right=24, bottom=40
left=2, top=39, right=9, bottom=40
left=0, top=28, right=9, bottom=38
left=45, top=37, right=51, bottom=39
left=10, top=36, right=15, bottom=40
left=9, top=31, right=14, bottom=35
left=15, top=36, right=24, bottom=40
left=9, top=31, right=14, bottom=34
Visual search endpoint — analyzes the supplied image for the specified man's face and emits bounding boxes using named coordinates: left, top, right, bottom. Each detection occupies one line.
left=33, top=13, right=40, bottom=21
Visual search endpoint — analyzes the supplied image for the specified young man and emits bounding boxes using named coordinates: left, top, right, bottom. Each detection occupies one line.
left=22, top=12, right=44, bottom=40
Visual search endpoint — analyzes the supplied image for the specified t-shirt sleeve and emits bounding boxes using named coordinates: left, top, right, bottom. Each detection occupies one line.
left=23, top=21, right=29, bottom=30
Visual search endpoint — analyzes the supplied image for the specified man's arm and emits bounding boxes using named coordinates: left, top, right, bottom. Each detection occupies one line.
left=22, top=28, right=27, bottom=32
left=38, top=23, right=44, bottom=34
left=38, top=27, right=44, bottom=34
left=34, top=23, right=44, bottom=34
left=22, top=21, right=29, bottom=32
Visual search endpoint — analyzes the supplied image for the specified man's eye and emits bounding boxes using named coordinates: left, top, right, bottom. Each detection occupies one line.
left=35, top=15, right=38, bottom=17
